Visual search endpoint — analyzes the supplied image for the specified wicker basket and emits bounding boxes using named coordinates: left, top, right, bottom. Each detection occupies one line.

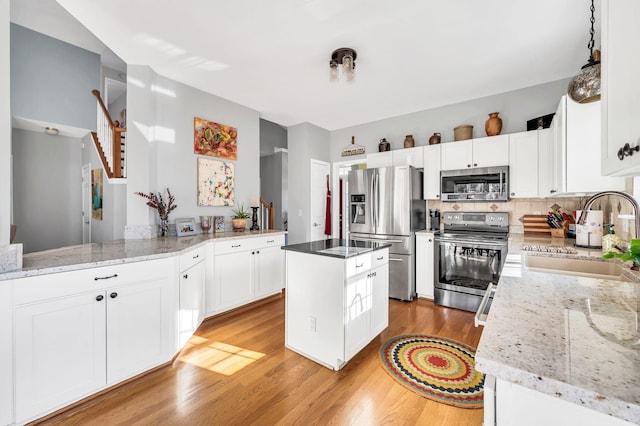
left=454, top=125, right=473, bottom=141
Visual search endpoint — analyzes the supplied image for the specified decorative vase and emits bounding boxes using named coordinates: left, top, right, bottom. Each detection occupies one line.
left=159, top=218, right=169, bottom=237
left=428, top=133, right=441, bottom=145
left=232, top=218, right=247, bottom=232
left=378, top=138, right=390, bottom=152
left=485, top=112, right=503, bottom=136
left=404, top=135, right=415, bottom=148
left=200, top=215, right=212, bottom=234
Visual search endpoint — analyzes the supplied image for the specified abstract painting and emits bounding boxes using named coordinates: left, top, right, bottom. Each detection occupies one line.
left=197, top=158, right=235, bottom=206
left=194, top=117, right=238, bottom=160
left=92, top=168, right=103, bottom=220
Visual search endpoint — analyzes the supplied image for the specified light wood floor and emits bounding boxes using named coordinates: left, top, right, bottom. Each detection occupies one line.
left=39, top=296, right=484, bottom=426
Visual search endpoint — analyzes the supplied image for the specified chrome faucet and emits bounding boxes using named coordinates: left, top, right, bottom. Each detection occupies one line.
left=578, top=190, right=640, bottom=242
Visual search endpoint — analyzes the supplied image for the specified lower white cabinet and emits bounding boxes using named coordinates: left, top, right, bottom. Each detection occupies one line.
left=13, top=257, right=177, bottom=424
left=178, top=248, right=206, bottom=348
left=0, top=283, right=12, bottom=426
left=416, top=232, right=435, bottom=299
left=285, top=248, right=389, bottom=370
left=211, top=235, right=285, bottom=315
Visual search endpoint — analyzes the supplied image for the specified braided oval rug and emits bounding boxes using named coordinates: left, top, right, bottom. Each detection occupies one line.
left=379, top=334, right=484, bottom=408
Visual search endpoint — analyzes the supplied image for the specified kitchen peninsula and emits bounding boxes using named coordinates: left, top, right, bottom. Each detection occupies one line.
left=282, top=239, right=390, bottom=370
left=0, top=230, right=286, bottom=425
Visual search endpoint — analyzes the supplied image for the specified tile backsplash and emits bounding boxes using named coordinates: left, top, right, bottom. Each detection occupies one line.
left=428, top=194, right=637, bottom=242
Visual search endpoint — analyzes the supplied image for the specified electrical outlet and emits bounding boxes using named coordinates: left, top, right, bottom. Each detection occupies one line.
left=309, top=316, right=316, bottom=332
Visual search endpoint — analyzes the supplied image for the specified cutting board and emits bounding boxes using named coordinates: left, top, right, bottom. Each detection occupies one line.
left=522, top=215, right=552, bottom=235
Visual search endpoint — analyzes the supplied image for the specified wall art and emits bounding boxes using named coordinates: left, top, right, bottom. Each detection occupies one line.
left=91, top=168, right=103, bottom=220
left=214, top=216, right=225, bottom=233
left=194, top=117, right=238, bottom=160
left=197, top=157, right=235, bottom=206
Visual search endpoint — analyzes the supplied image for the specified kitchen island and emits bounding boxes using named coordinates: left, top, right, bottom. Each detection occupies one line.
left=475, top=235, right=639, bottom=426
left=282, top=239, right=390, bottom=370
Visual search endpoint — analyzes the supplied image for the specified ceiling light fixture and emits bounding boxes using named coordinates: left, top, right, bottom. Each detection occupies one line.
left=44, top=127, right=59, bottom=136
left=567, top=0, right=600, bottom=103
left=329, top=48, right=357, bottom=83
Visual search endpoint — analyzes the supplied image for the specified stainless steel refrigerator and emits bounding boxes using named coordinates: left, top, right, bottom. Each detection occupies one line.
left=347, top=165, right=426, bottom=301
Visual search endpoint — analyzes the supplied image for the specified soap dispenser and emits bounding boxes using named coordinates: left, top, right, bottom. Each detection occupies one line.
left=602, top=224, right=621, bottom=254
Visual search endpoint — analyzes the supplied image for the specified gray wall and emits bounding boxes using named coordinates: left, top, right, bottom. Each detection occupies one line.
left=12, top=129, right=82, bottom=253
left=260, top=151, right=287, bottom=230
left=329, top=78, right=572, bottom=162
left=126, top=65, right=261, bottom=233
left=260, top=119, right=287, bottom=157
left=10, top=24, right=100, bottom=130
left=287, top=123, right=330, bottom=244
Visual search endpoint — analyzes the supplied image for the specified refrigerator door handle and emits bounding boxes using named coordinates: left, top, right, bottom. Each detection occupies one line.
left=374, top=171, right=380, bottom=230
left=370, top=170, right=376, bottom=229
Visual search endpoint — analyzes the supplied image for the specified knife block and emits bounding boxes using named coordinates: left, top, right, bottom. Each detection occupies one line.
left=550, top=221, right=569, bottom=238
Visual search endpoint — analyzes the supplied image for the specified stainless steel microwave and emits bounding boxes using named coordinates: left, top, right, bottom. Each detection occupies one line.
left=440, top=165, right=509, bottom=202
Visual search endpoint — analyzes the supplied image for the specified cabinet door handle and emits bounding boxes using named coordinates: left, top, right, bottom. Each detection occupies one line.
left=110, top=292, right=118, bottom=299
left=436, top=194, right=440, bottom=198
left=371, top=272, right=376, bottom=277
left=467, top=164, right=471, bottom=168
left=94, top=274, right=118, bottom=281
left=256, top=250, right=260, bottom=254
left=232, top=244, right=241, bottom=248
left=96, top=295, right=104, bottom=302
left=252, top=251, right=255, bottom=255
left=473, top=163, right=477, bottom=167
left=511, top=192, right=515, bottom=196
left=183, top=274, right=188, bottom=279
left=428, top=239, right=432, bottom=242
left=550, top=189, right=557, bottom=194
left=192, top=254, right=199, bottom=259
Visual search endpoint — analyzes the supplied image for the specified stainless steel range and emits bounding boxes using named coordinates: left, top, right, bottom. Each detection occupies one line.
left=434, top=212, right=509, bottom=312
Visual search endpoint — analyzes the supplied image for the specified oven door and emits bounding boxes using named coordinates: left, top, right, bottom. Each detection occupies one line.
left=434, top=234, right=507, bottom=311
left=474, top=282, right=496, bottom=327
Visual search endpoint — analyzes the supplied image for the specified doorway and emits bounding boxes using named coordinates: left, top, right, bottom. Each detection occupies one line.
left=310, top=159, right=330, bottom=241
left=82, top=163, right=91, bottom=244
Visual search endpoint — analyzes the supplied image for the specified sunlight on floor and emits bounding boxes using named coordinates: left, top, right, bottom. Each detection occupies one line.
left=179, top=341, right=265, bottom=376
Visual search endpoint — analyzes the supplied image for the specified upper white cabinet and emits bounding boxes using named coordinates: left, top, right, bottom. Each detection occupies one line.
left=441, top=135, right=509, bottom=170
left=366, top=151, right=393, bottom=168
left=549, top=96, right=625, bottom=195
left=601, top=0, right=640, bottom=176
left=392, top=146, right=424, bottom=168
left=423, top=144, right=441, bottom=200
left=509, top=130, right=543, bottom=198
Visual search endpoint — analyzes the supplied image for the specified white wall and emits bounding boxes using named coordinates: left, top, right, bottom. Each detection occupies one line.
left=12, top=129, right=83, bottom=253
left=329, top=78, right=571, bottom=162
left=126, top=65, right=261, bottom=234
left=287, top=122, right=330, bottom=244
left=0, top=0, right=10, bottom=245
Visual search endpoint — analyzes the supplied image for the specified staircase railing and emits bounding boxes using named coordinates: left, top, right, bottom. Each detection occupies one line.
left=260, top=197, right=275, bottom=230
left=91, top=90, right=126, bottom=178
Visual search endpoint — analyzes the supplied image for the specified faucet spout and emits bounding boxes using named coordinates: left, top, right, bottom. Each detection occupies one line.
left=577, top=191, right=640, bottom=240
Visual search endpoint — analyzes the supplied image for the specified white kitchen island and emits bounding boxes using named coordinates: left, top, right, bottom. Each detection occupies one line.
left=282, top=239, right=390, bottom=370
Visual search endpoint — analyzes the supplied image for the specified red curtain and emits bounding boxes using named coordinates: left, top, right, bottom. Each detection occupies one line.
left=324, top=175, right=332, bottom=236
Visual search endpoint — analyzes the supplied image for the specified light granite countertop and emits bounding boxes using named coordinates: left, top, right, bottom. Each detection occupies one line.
left=475, top=234, right=640, bottom=424
left=0, top=230, right=286, bottom=281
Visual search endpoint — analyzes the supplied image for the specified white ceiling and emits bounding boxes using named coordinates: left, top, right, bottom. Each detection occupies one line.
left=16, top=0, right=600, bottom=131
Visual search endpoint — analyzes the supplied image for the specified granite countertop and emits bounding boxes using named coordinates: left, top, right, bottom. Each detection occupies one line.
left=282, top=238, right=391, bottom=259
left=475, top=234, right=640, bottom=424
left=0, top=230, right=286, bottom=281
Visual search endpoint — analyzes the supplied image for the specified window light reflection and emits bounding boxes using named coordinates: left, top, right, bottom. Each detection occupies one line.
left=179, top=341, right=265, bottom=376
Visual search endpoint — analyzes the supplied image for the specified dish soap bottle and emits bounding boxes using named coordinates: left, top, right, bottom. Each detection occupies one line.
left=602, top=224, right=621, bottom=254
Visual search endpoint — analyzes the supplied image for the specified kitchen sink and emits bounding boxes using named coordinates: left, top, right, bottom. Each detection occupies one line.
left=524, top=256, right=625, bottom=281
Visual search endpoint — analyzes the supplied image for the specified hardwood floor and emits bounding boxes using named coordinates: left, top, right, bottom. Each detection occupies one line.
left=38, top=296, right=485, bottom=426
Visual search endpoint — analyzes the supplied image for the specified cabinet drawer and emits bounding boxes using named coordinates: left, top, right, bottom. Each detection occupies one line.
left=14, top=257, right=176, bottom=305
left=215, top=238, right=259, bottom=255
left=253, top=234, right=285, bottom=248
left=371, top=248, right=389, bottom=269
left=346, top=253, right=371, bottom=278
left=179, top=245, right=206, bottom=272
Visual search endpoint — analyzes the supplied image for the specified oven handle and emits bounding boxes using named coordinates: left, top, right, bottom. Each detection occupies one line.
left=474, top=282, right=496, bottom=327
left=351, top=236, right=404, bottom=244
left=436, top=237, right=507, bottom=248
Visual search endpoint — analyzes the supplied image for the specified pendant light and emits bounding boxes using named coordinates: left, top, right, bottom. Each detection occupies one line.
left=567, top=0, right=600, bottom=103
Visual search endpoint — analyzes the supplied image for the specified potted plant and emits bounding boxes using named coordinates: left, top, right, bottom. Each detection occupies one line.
left=231, top=204, right=250, bottom=231
left=135, top=188, right=177, bottom=237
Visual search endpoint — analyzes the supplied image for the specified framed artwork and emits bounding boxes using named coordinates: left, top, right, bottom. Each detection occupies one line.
left=91, top=168, right=103, bottom=220
left=194, top=117, right=238, bottom=160
left=197, top=157, right=235, bottom=206
left=214, top=216, right=225, bottom=233
left=175, top=218, right=197, bottom=237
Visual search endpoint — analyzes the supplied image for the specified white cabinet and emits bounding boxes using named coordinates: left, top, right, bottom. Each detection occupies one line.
left=366, top=151, right=393, bottom=168
left=178, top=246, right=206, bottom=347
left=415, top=232, right=435, bottom=299
left=549, top=96, right=625, bottom=195
left=13, top=258, right=177, bottom=423
left=392, top=146, right=424, bottom=168
left=509, top=130, right=541, bottom=198
left=0, top=283, right=12, bottom=426
left=601, top=0, right=640, bottom=176
left=423, top=144, right=441, bottom=200
left=211, top=235, right=285, bottom=315
left=441, top=135, right=509, bottom=170
left=285, top=248, right=389, bottom=370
